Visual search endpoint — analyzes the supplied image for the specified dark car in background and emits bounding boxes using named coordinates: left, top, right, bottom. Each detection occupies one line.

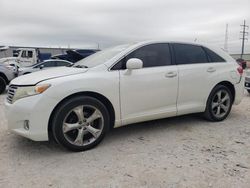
left=18, top=59, right=73, bottom=75
left=51, top=49, right=99, bottom=63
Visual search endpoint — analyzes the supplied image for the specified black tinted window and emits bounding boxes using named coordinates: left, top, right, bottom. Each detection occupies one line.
left=21, top=51, right=26, bottom=58
left=203, top=47, right=225, bottom=62
left=173, top=44, right=208, bottom=64
left=112, top=43, right=171, bottom=70
left=27, top=51, right=33, bottom=58
left=43, top=61, right=56, bottom=67
left=127, top=43, right=171, bottom=68
left=56, top=61, right=70, bottom=66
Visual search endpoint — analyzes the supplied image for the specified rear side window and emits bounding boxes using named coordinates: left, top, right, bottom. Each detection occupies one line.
left=112, top=43, right=172, bottom=70
left=56, top=61, right=70, bottom=66
left=43, top=61, right=56, bottom=67
left=203, top=47, right=225, bottom=62
left=173, top=43, right=208, bottom=64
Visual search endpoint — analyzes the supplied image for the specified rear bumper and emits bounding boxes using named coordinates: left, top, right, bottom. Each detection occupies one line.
left=234, top=77, right=244, bottom=105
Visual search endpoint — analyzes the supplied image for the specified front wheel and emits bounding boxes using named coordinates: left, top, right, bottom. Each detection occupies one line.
left=204, top=85, right=233, bottom=121
left=52, top=96, right=110, bottom=152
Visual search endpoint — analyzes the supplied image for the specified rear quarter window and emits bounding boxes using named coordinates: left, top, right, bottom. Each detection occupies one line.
left=203, top=47, right=226, bottom=62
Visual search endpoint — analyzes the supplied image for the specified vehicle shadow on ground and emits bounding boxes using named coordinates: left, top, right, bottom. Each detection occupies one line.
left=9, top=113, right=215, bottom=154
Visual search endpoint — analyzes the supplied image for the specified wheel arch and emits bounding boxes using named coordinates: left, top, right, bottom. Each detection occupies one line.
left=211, top=81, right=235, bottom=103
left=48, top=91, right=116, bottom=140
left=0, top=72, right=9, bottom=84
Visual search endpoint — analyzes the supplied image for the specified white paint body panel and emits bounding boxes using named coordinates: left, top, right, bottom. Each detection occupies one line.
left=177, top=62, right=241, bottom=115
left=120, top=66, right=178, bottom=125
left=4, top=41, right=244, bottom=141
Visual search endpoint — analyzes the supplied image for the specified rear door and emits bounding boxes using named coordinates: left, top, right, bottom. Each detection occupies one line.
left=172, top=43, right=222, bottom=115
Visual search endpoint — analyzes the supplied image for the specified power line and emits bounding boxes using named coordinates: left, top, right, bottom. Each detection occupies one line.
left=240, top=20, right=248, bottom=58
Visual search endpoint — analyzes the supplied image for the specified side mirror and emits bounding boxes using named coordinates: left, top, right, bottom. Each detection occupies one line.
left=39, top=65, right=44, bottom=69
left=126, top=58, right=143, bottom=70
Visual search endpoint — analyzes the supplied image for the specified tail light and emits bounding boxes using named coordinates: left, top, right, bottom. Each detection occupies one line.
left=237, top=66, right=243, bottom=76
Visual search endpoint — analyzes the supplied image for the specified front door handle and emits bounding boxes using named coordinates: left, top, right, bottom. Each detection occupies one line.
left=207, top=67, right=216, bottom=73
left=165, top=72, right=177, bottom=78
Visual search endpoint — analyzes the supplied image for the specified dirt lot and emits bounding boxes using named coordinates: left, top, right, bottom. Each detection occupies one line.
left=0, top=91, right=250, bottom=188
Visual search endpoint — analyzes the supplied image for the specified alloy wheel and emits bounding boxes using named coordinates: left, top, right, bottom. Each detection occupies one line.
left=211, top=90, right=231, bottom=119
left=62, top=105, right=104, bottom=146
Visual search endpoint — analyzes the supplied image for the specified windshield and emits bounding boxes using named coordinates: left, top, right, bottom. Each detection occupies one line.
left=74, top=44, right=131, bottom=68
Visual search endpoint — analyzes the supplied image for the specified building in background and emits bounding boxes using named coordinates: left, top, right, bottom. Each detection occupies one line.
left=0, top=45, right=97, bottom=59
left=231, top=54, right=250, bottom=61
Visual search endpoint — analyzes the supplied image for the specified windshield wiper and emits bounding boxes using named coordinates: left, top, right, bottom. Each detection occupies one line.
left=73, top=65, right=88, bottom=68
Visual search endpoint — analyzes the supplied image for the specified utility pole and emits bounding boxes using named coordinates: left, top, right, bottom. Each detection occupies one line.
left=240, top=20, right=248, bottom=58
left=224, top=24, right=228, bottom=52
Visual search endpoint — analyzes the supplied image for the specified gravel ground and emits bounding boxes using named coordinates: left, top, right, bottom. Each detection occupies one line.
left=0, top=91, right=250, bottom=188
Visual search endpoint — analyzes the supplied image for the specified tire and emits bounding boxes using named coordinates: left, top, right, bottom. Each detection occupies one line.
left=248, top=90, right=250, bottom=94
left=52, top=96, right=110, bottom=152
left=204, top=85, right=233, bottom=122
left=0, top=77, right=6, bottom=94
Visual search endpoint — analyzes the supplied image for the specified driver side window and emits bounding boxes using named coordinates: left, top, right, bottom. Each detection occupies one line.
left=111, top=43, right=172, bottom=70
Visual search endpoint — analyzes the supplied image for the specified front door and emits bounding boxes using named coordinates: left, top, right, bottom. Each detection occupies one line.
left=119, top=43, right=178, bottom=125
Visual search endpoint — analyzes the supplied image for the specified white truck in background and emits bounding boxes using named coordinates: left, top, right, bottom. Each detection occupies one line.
left=0, top=48, right=39, bottom=67
left=0, top=48, right=52, bottom=94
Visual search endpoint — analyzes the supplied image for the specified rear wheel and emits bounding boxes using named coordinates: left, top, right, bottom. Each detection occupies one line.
left=52, top=96, right=110, bottom=152
left=204, top=85, right=233, bottom=121
left=0, top=77, right=6, bottom=94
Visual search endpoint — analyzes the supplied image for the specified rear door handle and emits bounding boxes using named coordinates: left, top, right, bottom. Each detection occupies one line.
left=207, top=67, right=216, bottom=73
left=165, top=72, right=177, bottom=78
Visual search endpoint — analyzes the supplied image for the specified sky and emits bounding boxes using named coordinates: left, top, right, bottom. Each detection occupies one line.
left=0, top=0, right=249, bottom=54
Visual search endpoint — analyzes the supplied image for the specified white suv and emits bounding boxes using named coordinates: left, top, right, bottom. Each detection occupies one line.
left=5, top=41, right=244, bottom=151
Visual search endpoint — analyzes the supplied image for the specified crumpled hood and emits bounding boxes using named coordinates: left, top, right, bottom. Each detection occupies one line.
left=11, top=67, right=88, bottom=85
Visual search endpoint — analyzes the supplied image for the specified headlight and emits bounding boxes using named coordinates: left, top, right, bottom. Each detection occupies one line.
left=12, top=84, right=51, bottom=103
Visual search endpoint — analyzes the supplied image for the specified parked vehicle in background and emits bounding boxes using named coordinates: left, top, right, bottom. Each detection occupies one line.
left=245, top=69, right=250, bottom=94
left=5, top=41, right=244, bottom=151
left=75, top=49, right=99, bottom=58
left=0, top=48, right=51, bottom=67
left=0, top=46, right=9, bottom=57
left=18, top=59, right=73, bottom=75
left=51, top=49, right=98, bottom=63
left=0, top=63, right=17, bottom=94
